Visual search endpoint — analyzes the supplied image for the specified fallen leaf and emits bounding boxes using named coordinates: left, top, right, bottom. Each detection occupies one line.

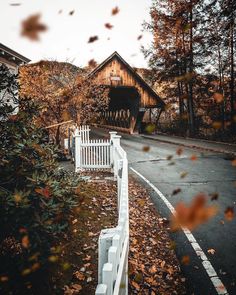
left=88, top=36, right=98, bottom=43
left=137, top=199, right=146, bottom=206
left=160, top=260, right=166, bottom=268
left=224, top=207, right=234, bottom=221
left=71, top=284, right=82, bottom=291
left=149, top=265, right=157, bottom=274
left=72, top=219, right=78, bottom=225
left=21, top=14, right=48, bottom=41
left=207, top=248, right=216, bottom=255
left=181, top=255, right=190, bottom=265
left=83, top=255, right=91, bottom=261
left=74, top=271, right=85, bottom=280
left=131, top=280, right=140, bottom=290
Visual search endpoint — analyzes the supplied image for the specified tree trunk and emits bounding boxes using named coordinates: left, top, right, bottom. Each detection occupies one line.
left=229, top=19, right=235, bottom=133
left=188, top=0, right=195, bottom=136
left=55, top=125, right=60, bottom=146
left=217, top=44, right=225, bottom=132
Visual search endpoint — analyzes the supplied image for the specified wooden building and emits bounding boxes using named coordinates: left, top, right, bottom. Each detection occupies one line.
left=89, top=51, right=165, bottom=133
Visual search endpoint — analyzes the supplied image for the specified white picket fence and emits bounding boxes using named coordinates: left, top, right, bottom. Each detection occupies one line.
left=69, top=125, right=90, bottom=161
left=73, top=128, right=129, bottom=295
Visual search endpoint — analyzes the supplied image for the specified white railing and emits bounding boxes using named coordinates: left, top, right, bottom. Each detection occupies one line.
left=96, top=133, right=129, bottom=295
left=74, top=127, right=129, bottom=295
left=75, top=138, right=111, bottom=171
left=69, top=125, right=90, bottom=161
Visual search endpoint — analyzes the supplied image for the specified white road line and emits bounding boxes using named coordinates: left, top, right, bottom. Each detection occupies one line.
left=130, top=167, right=228, bottom=295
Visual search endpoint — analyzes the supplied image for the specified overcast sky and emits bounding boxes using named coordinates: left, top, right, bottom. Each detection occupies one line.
left=0, top=0, right=153, bottom=68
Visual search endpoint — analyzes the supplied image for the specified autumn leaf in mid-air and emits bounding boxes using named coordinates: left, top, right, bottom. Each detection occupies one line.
left=111, top=6, right=120, bottom=15
left=172, top=188, right=181, bottom=196
left=180, top=171, right=188, bottom=178
left=210, top=192, right=219, bottom=201
left=176, top=147, right=183, bottom=156
left=171, top=193, right=218, bottom=231
left=142, top=146, right=150, bottom=152
left=88, top=59, right=97, bottom=68
left=224, top=207, right=234, bottom=221
left=105, top=23, right=113, bottom=30
left=213, top=92, right=223, bottom=103
left=69, top=10, right=75, bottom=16
left=190, top=154, right=197, bottom=161
left=212, top=121, right=222, bottom=129
left=88, top=36, right=98, bottom=43
left=21, top=14, right=48, bottom=41
left=137, top=35, right=143, bottom=40
left=22, top=235, right=30, bottom=248
left=10, top=3, right=21, bottom=6
left=145, top=123, right=155, bottom=134
left=231, top=159, right=236, bottom=166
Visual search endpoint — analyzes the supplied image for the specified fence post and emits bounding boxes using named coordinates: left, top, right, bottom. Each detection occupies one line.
left=109, top=131, right=117, bottom=170
left=117, top=159, right=123, bottom=210
left=74, top=128, right=81, bottom=172
left=98, top=228, right=116, bottom=284
left=112, top=135, right=121, bottom=177
left=103, top=263, right=113, bottom=295
left=95, top=284, right=107, bottom=295
left=68, top=127, right=71, bottom=154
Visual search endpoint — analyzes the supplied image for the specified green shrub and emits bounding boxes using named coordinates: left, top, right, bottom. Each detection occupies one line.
left=0, top=64, right=79, bottom=294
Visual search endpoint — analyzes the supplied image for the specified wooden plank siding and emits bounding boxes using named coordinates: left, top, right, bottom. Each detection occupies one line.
left=89, top=52, right=164, bottom=109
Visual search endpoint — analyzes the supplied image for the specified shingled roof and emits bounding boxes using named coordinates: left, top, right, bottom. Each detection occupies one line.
left=88, top=51, right=165, bottom=109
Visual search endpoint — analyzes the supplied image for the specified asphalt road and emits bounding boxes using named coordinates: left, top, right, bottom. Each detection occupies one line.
left=91, top=128, right=236, bottom=295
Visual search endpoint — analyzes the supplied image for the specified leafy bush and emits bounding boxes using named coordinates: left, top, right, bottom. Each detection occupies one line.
left=0, top=64, right=79, bottom=294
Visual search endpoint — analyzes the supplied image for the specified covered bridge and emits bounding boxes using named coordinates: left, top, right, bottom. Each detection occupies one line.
left=89, top=52, right=165, bottom=133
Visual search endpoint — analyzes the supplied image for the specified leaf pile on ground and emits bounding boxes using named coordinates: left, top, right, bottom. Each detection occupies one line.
left=61, top=171, right=117, bottom=295
left=128, top=177, right=186, bottom=295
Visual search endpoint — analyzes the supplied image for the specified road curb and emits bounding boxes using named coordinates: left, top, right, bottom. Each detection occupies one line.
left=141, top=135, right=236, bottom=157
